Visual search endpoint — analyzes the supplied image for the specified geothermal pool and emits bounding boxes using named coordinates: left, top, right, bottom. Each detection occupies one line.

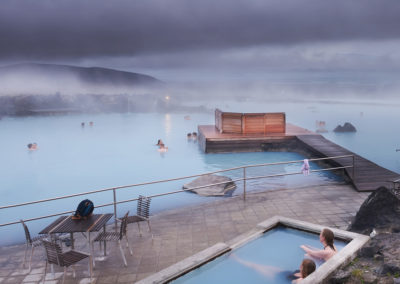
left=0, top=111, right=341, bottom=245
left=0, top=100, right=399, bottom=245
left=172, top=226, right=347, bottom=284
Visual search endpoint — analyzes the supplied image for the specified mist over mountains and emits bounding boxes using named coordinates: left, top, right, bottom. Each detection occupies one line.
left=0, top=63, right=170, bottom=115
left=0, top=62, right=398, bottom=117
left=0, top=63, right=162, bottom=96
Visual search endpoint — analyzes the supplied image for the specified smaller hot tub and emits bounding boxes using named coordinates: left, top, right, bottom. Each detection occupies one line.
left=137, top=216, right=369, bottom=284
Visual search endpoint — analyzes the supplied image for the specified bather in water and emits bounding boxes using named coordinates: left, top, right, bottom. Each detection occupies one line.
left=158, top=143, right=168, bottom=152
left=27, top=143, right=38, bottom=151
left=300, top=228, right=337, bottom=261
left=231, top=253, right=315, bottom=283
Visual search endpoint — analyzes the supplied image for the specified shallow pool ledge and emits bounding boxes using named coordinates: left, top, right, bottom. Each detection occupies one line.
left=137, top=216, right=369, bottom=284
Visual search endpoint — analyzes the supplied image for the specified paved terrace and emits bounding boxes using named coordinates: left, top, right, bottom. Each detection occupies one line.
left=0, top=183, right=370, bottom=284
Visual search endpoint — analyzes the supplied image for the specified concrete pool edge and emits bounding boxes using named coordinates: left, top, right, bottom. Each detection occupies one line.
left=259, top=216, right=370, bottom=284
left=137, top=216, right=369, bottom=284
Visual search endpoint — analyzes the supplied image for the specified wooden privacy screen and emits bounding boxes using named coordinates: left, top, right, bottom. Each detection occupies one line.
left=215, top=109, right=285, bottom=134
left=264, top=113, right=285, bottom=133
left=215, top=109, right=242, bottom=133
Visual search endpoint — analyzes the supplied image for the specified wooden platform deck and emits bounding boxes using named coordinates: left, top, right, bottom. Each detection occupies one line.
left=297, top=135, right=399, bottom=192
left=198, top=123, right=314, bottom=153
left=199, top=124, right=399, bottom=192
left=199, top=123, right=314, bottom=139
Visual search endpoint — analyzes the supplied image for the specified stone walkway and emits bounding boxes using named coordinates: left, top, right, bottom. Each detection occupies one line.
left=0, top=183, right=370, bottom=283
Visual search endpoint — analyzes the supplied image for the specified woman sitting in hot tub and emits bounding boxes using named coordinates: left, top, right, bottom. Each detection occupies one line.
left=301, top=228, right=337, bottom=261
left=231, top=254, right=315, bottom=282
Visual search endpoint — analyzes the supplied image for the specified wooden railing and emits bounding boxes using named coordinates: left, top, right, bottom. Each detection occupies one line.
left=214, top=108, right=285, bottom=134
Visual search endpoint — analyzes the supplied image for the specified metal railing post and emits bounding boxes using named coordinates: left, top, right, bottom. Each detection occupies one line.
left=243, top=167, right=246, bottom=200
left=0, top=154, right=357, bottom=229
left=113, top=188, right=118, bottom=231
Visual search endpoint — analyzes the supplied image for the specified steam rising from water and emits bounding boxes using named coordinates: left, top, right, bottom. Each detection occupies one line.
left=0, top=64, right=399, bottom=111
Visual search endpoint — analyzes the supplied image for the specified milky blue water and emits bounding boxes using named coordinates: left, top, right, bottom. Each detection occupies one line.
left=172, top=226, right=347, bottom=284
left=203, top=99, right=400, bottom=173
left=0, top=99, right=399, bottom=245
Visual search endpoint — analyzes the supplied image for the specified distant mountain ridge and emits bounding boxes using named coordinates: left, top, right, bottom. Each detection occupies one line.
left=0, top=63, right=162, bottom=87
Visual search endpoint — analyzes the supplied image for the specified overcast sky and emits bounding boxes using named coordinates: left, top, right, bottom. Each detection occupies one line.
left=1, top=0, right=400, bottom=81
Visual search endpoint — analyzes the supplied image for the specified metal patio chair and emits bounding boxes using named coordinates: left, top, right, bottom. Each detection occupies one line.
left=21, top=219, right=48, bottom=271
left=91, top=211, right=132, bottom=267
left=126, top=195, right=152, bottom=237
left=42, top=240, right=91, bottom=284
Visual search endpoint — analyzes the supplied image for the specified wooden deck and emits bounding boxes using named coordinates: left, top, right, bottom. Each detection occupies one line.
left=199, top=124, right=399, bottom=192
left=297, top=135, right=399, bottom=192
left=198, top=123, right=314, bottom=153
left=199, top=123, right=314, bottom=139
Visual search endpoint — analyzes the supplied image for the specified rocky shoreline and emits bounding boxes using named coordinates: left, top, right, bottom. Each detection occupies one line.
left=329, top=186, right=400, bottom=284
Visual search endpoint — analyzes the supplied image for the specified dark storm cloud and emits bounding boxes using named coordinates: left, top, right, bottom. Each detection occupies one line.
left=0, top=0, right=400, bottom=60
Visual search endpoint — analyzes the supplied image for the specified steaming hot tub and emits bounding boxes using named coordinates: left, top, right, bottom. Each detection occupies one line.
left=137, top=216, right=369, bottom=284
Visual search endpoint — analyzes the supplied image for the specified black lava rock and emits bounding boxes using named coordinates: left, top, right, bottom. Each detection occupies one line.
left=376, top=262, right=400, bottom=276
left=348, top=187, right=400, bottom=234
left=333, top=122, right=357, bottom=132
left=329, top=270, right=351, bottom=284
left=359, top=246, right=380, bottom=258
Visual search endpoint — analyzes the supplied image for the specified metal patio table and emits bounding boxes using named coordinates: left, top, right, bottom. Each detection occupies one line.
left=39, top=213, right=113, bottom=272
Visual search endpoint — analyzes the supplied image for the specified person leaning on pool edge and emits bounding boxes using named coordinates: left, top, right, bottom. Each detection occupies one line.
left=301, top=228, right=337, bottom=261
left=293, top=259, right=316, bottom=283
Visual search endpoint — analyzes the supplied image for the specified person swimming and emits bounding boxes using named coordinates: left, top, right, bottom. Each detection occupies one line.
left=187, top=133, right=192, bottom=139
left=89, top=121, right=94, bottom=127
left=158, top=143, right=168, bottom=152
left=301, top=228, right=337, bottom=261
left=81, top=122, right=85, bottom=127
left=27, top=143, right=38, bottom=150
left=156, top=139, right=164, bottom=146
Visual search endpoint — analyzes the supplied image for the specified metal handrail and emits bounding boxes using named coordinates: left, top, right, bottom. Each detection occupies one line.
left=0, top=154, right=354, bottom=228
left=0, top=165, right=247, bottom=210
left=0, top=154, right=354, bottom=210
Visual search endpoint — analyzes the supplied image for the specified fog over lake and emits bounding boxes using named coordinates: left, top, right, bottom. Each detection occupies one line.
left=0, top=0, right=399, bottom=246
